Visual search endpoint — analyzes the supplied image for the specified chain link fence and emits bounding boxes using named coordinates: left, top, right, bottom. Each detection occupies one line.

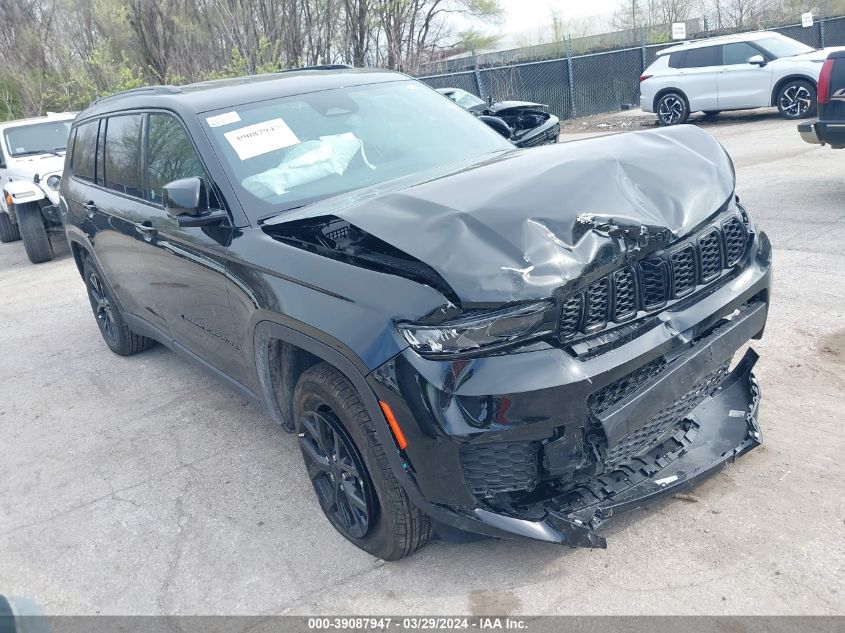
left=417, top=15, right=845, bottom=122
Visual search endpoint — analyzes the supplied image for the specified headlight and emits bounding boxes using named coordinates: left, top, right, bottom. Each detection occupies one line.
left=397, top=301, right=557, bottom=357
left=46, top=175, right=61, bottom=191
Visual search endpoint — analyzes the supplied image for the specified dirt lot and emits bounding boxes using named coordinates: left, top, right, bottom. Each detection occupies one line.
left=0, top=110, right=843, bottom=616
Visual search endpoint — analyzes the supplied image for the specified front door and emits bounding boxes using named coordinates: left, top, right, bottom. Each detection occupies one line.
left=136, top=112, right=245, bottom=379
left=717, top=42, right=773, bottom=110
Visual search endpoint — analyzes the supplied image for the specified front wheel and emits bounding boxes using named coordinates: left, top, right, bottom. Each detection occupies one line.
left=777, top=80, right=816, bottom=120
left=0, top=211, right=20, bottom=243
left=294, top=363, right=432, bottom=560
left=656, top=92, right=690, bottom=126
left=17, top=203, right=53, bottom=263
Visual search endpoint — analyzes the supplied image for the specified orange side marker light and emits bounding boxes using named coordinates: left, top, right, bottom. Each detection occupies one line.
left=379, top=401, right=408, bottom=450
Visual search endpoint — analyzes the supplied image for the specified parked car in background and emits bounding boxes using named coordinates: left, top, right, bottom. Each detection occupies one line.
left=640, top=32, right=845, bottom=125
left=62, top=69, right=770, bottom=560
left=0, top=112, right=76, bottom=262
left=798, top=50, right=845, bottom=148
left=436, top=87, right=560, bottom=147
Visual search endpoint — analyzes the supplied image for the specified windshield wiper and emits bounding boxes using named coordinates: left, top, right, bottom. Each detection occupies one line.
left=11, top=147, right=66, bottom=158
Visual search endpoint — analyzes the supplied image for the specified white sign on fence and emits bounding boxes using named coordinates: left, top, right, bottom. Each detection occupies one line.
left=672, top=23, right=687, bottom=40
left=802, top=11, right=814, bottom=27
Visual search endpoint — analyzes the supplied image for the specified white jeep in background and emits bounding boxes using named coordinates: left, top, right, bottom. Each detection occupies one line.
left=1, top=113, right=75, bottom=263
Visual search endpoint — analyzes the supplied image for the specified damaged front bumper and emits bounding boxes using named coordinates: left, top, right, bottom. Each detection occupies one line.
left=367, top=225, right=771, bottom=547
left=475, top=349, right=761, bottom=547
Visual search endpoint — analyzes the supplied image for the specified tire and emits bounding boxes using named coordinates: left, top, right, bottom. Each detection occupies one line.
left=656, top=91, right=690, bottom=126
left=294, top=362, right=432, bottom=560
left=777, top=79, right=816, bottom=120
left=0, top=211, right=20, bottom=243
left=82, top=255, right=155, bottom=356
left=17, top=202, right=54, bottom=263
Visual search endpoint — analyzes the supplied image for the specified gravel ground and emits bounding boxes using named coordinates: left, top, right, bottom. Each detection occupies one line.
left=0, top=110, right=843, bottom=616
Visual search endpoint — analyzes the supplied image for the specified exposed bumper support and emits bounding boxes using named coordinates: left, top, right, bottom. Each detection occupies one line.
left=470, top=348, right=761, bottom=547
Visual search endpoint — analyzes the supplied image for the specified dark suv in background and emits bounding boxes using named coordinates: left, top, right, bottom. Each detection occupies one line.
left=60, top=69, right=772, bottom=559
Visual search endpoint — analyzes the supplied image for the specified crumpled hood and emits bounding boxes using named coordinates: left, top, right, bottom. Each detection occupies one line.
left=270, top=125, right=735, bottom=304
left=6, top=154, right=64, bottom=182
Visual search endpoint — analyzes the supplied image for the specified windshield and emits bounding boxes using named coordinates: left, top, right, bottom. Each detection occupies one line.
left=756, top=36, right=814, bottom=59
left=444, top=88, right=486, bottom=109
left=203, top=80, right=512, bottom=218
left=3, top=120, right=72, bottom=157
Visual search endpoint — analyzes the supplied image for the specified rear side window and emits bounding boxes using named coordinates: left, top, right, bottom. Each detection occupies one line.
left=722, top=42, right=760, bottom=65
left=104, top=115, right=143, bottom=197
left=146, top=114, right=209, bottom=205
left=683, top=46, right=719, bottom=68
left=70, top=121, right=98, bottom=182
left=668, top=52, right=686, bottom=68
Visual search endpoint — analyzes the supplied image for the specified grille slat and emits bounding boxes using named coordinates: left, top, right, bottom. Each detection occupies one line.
left=555, top=213, right=747, bottom=344
left=585, top=278, right=609, bottom=330
left=670, top=244, right=697, bottom=297
left=698, top=229, right=723, bottom=282
left=722, top=217, right=747, bottom=265
left=613, top=267, right=637, bottom=321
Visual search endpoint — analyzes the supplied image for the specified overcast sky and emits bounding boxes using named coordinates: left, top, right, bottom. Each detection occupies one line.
left=499, top=0, right=618, bottom=35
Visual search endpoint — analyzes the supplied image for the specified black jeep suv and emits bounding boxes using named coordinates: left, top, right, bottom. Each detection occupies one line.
left=60, top=69, right=772, bottom=560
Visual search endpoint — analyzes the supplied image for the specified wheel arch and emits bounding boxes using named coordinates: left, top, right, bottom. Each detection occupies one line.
left=653, top=87, right=689, bottom=113
left=771, top=74, right=816, bottom=107
left=251, top=319, right=435, bottom=512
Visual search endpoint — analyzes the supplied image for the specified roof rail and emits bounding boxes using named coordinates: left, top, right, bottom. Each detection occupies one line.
left=92, top=85, right=182, bottom=105
left=282, top=64, right=354, bottom=72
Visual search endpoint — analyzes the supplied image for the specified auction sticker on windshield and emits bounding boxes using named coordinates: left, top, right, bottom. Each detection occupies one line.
left=224, top=118, right=300, bottom=160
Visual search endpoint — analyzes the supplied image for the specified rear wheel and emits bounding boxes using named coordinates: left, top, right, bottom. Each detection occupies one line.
left=0, top=211, right=20, bottom=243
left=82, top=255, right=155, bottom=356
left=17, top=203, right=53, bottom=263
left=656, top=92, right=690, bottom=126
left=294, top=363, right=431, bottom=560
left=777, top=79, right=816, bottom=120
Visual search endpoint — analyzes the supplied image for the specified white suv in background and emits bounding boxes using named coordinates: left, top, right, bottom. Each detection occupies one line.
left=640, top=32, right=845, bottom=125
left=0, top=113, right=75, bottom=262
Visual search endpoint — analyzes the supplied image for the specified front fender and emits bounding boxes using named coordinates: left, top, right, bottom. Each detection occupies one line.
left=4, top=181, right=47, bottom=207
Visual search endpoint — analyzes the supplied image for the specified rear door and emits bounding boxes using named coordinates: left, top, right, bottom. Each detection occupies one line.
left=85, top=113, right=172, bottom=335
left=717, top=42, right=773, bottom=109
left=676, top=45, right=721, bottom=111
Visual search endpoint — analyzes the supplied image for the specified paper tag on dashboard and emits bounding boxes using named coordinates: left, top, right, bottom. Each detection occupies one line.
left=224, top=119, right=300, bottom=160
left=206, top=111, right=241, bottom=128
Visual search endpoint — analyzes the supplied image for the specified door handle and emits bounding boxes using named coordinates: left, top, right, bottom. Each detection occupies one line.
left=83, top=201, right=97, bottom=218
left=135, top=221, right=157, bottom=241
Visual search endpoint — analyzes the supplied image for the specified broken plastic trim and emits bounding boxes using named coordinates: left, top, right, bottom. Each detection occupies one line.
left=262, top=215, right=459, bottom=303
left=396, top=300, right=557, bottom=358
left=471, top=348, right=762, bottom=548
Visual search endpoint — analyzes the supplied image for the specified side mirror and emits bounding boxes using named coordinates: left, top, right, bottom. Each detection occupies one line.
left=479, top=115, right=512, bottom=140
left=163, top=177, right=227, bottom=227
left=748, top=55, right=766, bottom=67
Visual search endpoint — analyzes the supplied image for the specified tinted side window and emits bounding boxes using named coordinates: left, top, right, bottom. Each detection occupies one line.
left=683, top=46, right=719, bottom=68
left=722, top=42, right=760, bottom=65
left=104, top=115, right=143, bottom=197
left=668, top=51, right=686, bottom=68
left=70, top=121, right=98, bottom=182
left=146, top=114, right=208, bottom=205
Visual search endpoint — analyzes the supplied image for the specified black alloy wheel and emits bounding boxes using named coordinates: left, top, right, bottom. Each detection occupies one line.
left=299, top=408, right=377, bottom=539
left=87, top=269, right=118, bottom=344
